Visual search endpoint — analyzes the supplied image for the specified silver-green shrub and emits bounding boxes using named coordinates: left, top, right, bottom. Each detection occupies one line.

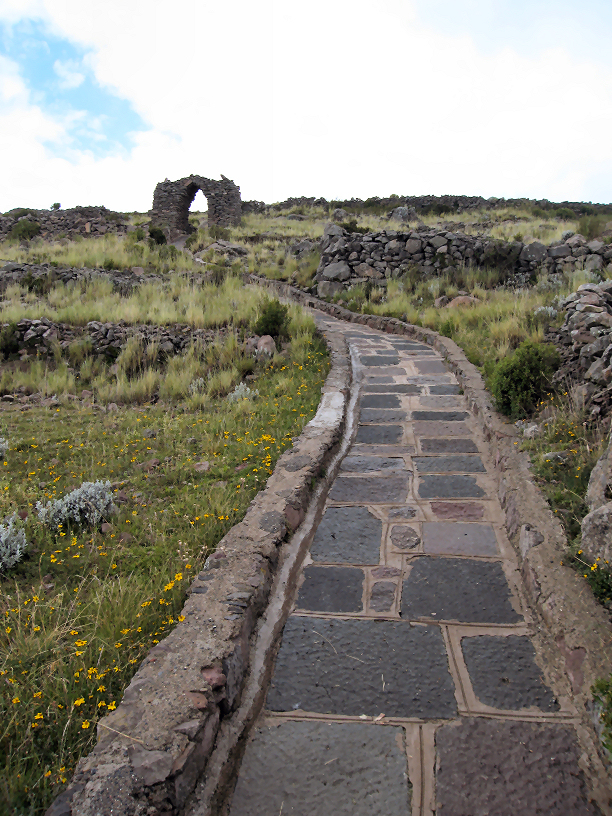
left=36, top=480, right=114, bottom=529
left=0, top=437, right=8, bottom=458
left=0, top=514, right=28, bottom=571
left=227, top=382, right=259, bottom=402
left=189, top=377, right=207, bottom=395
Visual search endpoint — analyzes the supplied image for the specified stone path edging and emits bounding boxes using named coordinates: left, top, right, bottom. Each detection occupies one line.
left=45, top=324, right=352, bottom=816
left=249, top=274, right=612, bottom=787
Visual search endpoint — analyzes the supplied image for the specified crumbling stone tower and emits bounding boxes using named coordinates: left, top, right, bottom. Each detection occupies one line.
left=149, top=174, right=242, bottom=237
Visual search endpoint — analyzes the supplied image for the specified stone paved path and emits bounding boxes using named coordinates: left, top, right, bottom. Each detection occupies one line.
left=227, top=315, right=599, bottom=815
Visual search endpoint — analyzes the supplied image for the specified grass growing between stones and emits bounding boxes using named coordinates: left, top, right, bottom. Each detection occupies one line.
left=0, top=322, right=329, bottom=814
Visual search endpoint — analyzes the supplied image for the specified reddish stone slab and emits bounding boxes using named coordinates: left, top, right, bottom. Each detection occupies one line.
left=431, top=502, right=485, bottom=520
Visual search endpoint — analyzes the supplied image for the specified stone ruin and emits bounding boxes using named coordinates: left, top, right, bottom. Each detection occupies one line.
left=149, top=174, right=242, bottom=238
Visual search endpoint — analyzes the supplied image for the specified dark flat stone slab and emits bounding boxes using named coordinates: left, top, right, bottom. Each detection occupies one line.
left=431, top=502, right=485, bottom=520
left=310, top=506, right=382, bottom=564
left=330, top=473, right=411, bottom=503
left=361, top=355, right=400, bottom=366
left=405, top=375, right=453, bottom=384
left=230, top=721, right=411, bottom=816
left=420, top=438, right=479, bottom=453
left=429, top=385, right=461, bottom=395
left=364, top=384, right=422, bottom=394
left=355, top=425, right=404, bottom=445
left=341, top=455, right=405, bottom=473
left=360, top=408, right=407, bottom=423
left=370, top=581, right=397, bottom=612
left=267, top=616, right=457, bottom=718
left=418, top=475, right=486, bottom=499
left=401, top=558, right=521, bottom=624
left=413, top=421, right=471, bottom=437
left=361, top=394, right=402, bottom=408
left=422, top=522, right=498, bottom=556
left=388, top=342, right=430, bottom=350
left=364, top=375, right=396, bottom=383
left=412, top=411, right=469, bottom=421
left=351, top=444, right=415, bottom=456
left=462, top=635, right=559, bottom=711
left=297, top=566, right=364, bottom=613
left=415, top=360, right=448, bottom=374
left=435, top=719, right=597, bottom=816
left=413, top=455, right=485, bottom=473
left=418, top=396, right=463, bottom=409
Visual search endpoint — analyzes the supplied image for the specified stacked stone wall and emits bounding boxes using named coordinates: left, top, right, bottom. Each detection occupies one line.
left=315, top=224, right=612, bottom=297
left=0, top=206, right=128, bottom=242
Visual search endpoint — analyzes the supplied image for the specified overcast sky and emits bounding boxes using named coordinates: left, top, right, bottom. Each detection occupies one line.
left=1, top=0, right=611, bottom=212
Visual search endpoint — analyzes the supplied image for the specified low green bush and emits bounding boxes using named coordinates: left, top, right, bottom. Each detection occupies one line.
left=490, top=340, right=560, bottom=419
left=0, top=323, right=19, bottom=358
left=209, top=224, right=231, bottom=241
left=148, top=226, right=167, bottom=245
left=578, top=215, right=609, bottom=240
left=9, top=220, right=41, bottom=241
left=252, top=299, right=289, bottom=338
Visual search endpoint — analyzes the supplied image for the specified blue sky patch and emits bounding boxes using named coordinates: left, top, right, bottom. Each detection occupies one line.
left=0, top=18, right=147, bottom=157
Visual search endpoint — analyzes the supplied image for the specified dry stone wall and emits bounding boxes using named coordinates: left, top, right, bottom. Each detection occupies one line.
left=315, top=224, right=612, bottom=297
left=150, top=175, right=242, bottom=238
left=0, top=206, right=127, bottom=242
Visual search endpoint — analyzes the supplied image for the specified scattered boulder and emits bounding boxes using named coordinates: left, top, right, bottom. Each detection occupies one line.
left=446, top=296, right=480, bottom=308
left=256, top=335, right=277, bottom=357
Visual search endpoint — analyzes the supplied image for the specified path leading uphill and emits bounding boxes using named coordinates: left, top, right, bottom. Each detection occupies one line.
left=224, top=312, right=599, bottom=816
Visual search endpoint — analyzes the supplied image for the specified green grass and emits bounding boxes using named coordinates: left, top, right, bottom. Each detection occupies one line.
left=0, top=333, right=329, bottom=814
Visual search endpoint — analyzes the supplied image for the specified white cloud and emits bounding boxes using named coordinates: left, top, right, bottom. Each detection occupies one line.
left=0, top=0, right=611, bottom=211
left=53, top=58, right=85, bottom=89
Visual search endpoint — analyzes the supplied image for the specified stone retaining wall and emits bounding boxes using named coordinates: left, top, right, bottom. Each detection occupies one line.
left=316, top=223, right=612, bottom=296
left=45, top=327, right=351, bottom=816
left=2, top=317, right=231, bottom=362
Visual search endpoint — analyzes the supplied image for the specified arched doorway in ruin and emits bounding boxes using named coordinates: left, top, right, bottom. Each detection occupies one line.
left=149, top=174, right=242, bottom=240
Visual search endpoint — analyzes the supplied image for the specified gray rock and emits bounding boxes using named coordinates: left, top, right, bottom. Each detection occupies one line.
left=317, top=280, right=344, bottom=298
left=519, top=242, right=547, bottom=263
left=548, top=244, right=571, bottom=258
left=580, top=501, right=612, bottom=566
left=321, top=261, right=351, bottom=281
left=332, top=208, right=349, bottom=221
left=405, top=238, right=422, bottom=254
left=585, top=254, right=603, bottom=272
left=586, top=438, right=611, bottom=511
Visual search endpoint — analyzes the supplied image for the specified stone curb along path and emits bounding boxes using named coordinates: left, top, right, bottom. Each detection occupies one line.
left=46, top=327, right=352, bottom=816
left=188, top=275, right=612, bottom=816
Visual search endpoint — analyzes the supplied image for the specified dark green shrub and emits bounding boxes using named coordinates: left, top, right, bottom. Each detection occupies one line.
left=148, top=226, right=167, bottom=245
left=338, top=219, right=367, bottom=234
left=8, top=220, right=41, bottom=241
left=0, top=323, right=19, bottom=359
left=5, top=208, right=35, bottom=219
left=252, top=299, right=289, bottom=338
left=103, top=258, right=120, bottom=271
left=185, top=231, right=200, bottom=249
left=134, top=227, right=145, bottom=241
left=592, top=677, right=612, bottom=757
left=578, top=215, right=609, bottom=240
left=51, top=202, right=61, bottom=210
left=209, top=224, right=231, bottom=241
left=490, top=340, right=560, bottom=419
left=554, top=207, right=575, bottom=220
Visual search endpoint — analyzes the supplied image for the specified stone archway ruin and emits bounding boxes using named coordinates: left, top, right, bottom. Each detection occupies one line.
left=149, top=174, right=242, bottom=237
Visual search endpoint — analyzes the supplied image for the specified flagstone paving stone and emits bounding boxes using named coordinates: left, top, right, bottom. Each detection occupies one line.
left=296, top=566, right=364, bottom=613
left=401, top=557, right=522, bottom=623
left=461, top=635, right=559, bottom=711
left=430, top=384, right=461, bottom=394
left=359, top=408, right=408, bottom=423
left=435, top=719, right=598, bottom=816
left=330, top=473, right=411, bottom=503
left=417, top=474, right=486, bottom=498
left=412, top=410, right=470, bottom=421
left=419, top=438, right=479, bottom=453
left=413, top=420, right=472, bottom=437
left=431, top=501, right=486, bottom=520
left=230, top=721, right=411, bottom=816
left=310, top=506, right=382, bottom=564
left=363, top=383, right=422, bottom=394
left=361, top=393, right=402, bottom=408
left=266, top=617, right=457, bottom=718
left=422, top=521, right=499, bottom=556
left=340, top=455, right=406, bottom=473
left=354, top=424, right=404, bottom=444
left=413, top=455, right=486, bottom=473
